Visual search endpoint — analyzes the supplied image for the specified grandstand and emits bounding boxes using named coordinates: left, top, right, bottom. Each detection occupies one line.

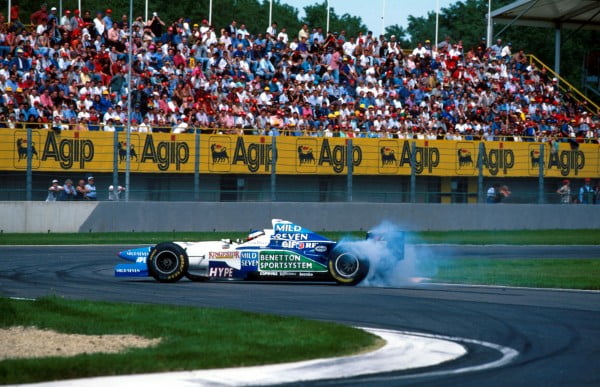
left=0, top=4, right=598, bottom=203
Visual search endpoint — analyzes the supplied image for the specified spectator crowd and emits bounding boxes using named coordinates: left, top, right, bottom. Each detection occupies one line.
left=45, top=175, right=125, bottom=201
left=1, top=2, right=599, bottom=143
left=45, top=176, right=96, bottom=201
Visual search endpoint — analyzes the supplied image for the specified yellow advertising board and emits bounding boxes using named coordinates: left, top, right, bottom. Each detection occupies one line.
left=1, top=129, right=598, bottom=178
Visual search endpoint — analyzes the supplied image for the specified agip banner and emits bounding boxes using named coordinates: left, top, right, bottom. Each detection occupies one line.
left=3, top=129, right=192, bottom=173
left=1, top=129, right=598, bottom=178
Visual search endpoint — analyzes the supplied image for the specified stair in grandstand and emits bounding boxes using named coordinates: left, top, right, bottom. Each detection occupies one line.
left=582, top=50, right=600, bottom=105
left=528, top=54, right=600, bottom=115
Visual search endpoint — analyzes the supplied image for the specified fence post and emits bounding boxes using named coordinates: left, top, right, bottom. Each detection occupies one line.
left=538, top=143, right=545, bottom=204
left=477, top=142, right=484, bottom=203
left=270, top=136, right=277, bottom=202
left=346, top=139, right=353, bottom=202
left=26, top=126, right=32, bottom=201
left=194, top=130, right=200, bottom=200
left=410, top=141, right=416, bottom=203
left=112, top=130, right=119, bottom=199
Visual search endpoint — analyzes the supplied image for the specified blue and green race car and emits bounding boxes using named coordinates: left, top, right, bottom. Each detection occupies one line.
left=115, top=219, right=404, bottom=285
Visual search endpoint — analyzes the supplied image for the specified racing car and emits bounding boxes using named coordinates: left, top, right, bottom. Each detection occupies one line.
left=115, top=219, right=404, bottom=286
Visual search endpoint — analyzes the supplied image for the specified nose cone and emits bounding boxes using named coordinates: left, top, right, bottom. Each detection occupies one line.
left=117, top=246, right=152, bottom=262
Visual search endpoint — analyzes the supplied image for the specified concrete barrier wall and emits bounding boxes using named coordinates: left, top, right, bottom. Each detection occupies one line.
left=0, top=202, right=99, bottom=233
left=1, top=202, right=599, bottom=233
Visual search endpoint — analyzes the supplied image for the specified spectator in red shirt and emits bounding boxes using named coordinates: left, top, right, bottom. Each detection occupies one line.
left=30, top=3, right=49, bottom=27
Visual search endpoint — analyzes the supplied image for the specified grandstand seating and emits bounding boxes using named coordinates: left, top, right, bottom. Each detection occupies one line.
left=0, top=7, right=598, bottom=143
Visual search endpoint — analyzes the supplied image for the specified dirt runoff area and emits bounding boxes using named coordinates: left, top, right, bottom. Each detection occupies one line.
left=1, top=326, right=162, bottom=360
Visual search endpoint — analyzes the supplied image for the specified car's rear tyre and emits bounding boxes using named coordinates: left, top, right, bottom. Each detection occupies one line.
left=328, top=249, right=369, bottom=286
left=147, top=242, right=188, bottom=283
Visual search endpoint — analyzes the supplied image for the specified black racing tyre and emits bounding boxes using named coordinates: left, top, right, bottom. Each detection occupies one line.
left=328, top=248, right=369, bottom=286
left=147, top=242, right=189, bottom=283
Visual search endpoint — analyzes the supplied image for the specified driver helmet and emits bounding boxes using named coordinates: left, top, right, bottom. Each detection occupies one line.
left=247, top=230, right=265, bottom=241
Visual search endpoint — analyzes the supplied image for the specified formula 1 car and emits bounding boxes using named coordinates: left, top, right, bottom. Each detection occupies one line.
left=115, top=219, right=404, bottom=285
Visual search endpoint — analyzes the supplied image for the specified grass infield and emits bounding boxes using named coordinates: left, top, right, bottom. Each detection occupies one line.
left=433, top=258, right=600, bottom=290
left=0, top=297, right=381, bottom=385
left=0, top=229, right=598, bottom=245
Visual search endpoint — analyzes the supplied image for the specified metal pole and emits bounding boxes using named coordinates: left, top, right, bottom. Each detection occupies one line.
left=554, top=27, right=561, bottom=76
left=486, top=0, right=492, bottom=48
left=113, top=130, right=119, bottom=200
left=59, top=0, right=62, bottom=19
left=145, top=0, right=148, bottom=23
left=381, top=0, right=385, bottom=36
left=26, top=126, right=32, bottom=201
left=268, top=0, right=273, bottom=29
left=209, top=0, right=213, bottom=26
left=346, top=139, right=353, bottom=202
left=78, top=0, right=81, bottom=15
left=8, top=0, right=11, bottom=29
left=477, top=142, right=484, bottom=203
left=410, top=142, right=416, bottom=203
left=326, top=0, right=330, bottom=34
left=194, top=130, right=200, bottom=200
left=125, top=0, right=133, bottom=201
left=435, top=0, right=439, bottom=50
left=270, top=136, right=277, bottom=202
left=538, top=144, right=544, bottom=204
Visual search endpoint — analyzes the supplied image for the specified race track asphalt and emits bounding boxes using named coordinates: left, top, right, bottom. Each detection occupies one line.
left=1, top=245, right=599, bottom=386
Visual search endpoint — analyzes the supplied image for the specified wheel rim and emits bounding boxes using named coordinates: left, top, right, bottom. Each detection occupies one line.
left=334, top=253, right=360, bottom=278
left=154, top=250, right=179, bottom=275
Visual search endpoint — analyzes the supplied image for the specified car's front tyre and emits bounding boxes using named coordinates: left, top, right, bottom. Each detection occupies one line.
left=328, top=248, right=369, bottom=286
left=147, top=242, right=188, bottom=283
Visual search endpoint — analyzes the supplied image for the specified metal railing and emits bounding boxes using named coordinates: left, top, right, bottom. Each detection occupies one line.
left=2, top=121, right=598, bottom=141
left=528, top=54, right=600, bottom=115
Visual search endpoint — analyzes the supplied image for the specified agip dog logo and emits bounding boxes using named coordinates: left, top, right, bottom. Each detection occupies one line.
left=380, top=146, right=397, bottom=165
left=115, top=134, right=141, bottom=171
left=13, top=131, right=42, bottom=169
left=530, top=147, right=541, bottom=168
left=298, top=145, right=316, bottom=165
left=208, top=136, right=231, bottom=172
left=16, top=138, right=38, bottom=161
left=296, top=138, right=318, bottom=172
left=457, top=149, right=473, bottom=166
left=378, top=140, right=398, bottom=173
left=211, top=143, right=230, bottom=164
left=117, top=141, right=138, bottom=163
left=455, top=142, right=476, bottom=175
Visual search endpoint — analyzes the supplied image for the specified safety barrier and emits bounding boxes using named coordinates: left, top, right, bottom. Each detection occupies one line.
left=1, top=201, right=599, bottom=233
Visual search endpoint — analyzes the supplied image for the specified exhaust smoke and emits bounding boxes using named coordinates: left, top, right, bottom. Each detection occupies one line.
left=337, top=221, right=439, bottom=288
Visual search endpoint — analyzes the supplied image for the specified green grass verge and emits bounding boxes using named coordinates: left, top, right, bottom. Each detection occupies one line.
left=409, top=230, right=600, bottom=245
left=0, top=297, right=381, bottom=385
left=433, top=258, right=600, bottom=290
left=0, top=229, right=598, bottom=245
